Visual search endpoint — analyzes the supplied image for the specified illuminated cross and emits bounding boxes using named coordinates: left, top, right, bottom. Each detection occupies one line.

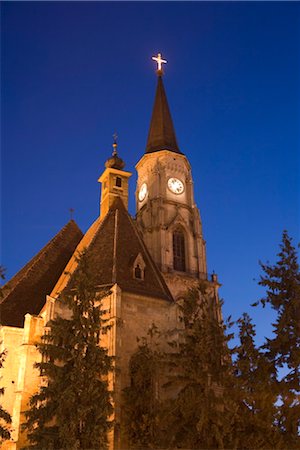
left=152, top=53, right=167, bottom=73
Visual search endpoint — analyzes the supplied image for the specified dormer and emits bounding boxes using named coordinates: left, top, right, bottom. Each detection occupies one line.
left=133, top=253, right=146, bottom=280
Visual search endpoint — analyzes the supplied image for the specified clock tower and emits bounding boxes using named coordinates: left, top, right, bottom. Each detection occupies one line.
left=136, top=56, right=208, bottom=298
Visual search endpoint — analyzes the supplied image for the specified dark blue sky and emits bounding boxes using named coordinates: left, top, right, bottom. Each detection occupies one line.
left=2, top=2, right=299, bottom=342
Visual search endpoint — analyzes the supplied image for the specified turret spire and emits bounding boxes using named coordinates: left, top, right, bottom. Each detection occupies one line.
left=105, top=133, right=125, bottom=170
left=145, top=54, right=181, bottom=154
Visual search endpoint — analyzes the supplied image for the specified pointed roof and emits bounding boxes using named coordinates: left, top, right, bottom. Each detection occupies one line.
left=53, top=198, right=173, bottom=303
left=0, top=221, right=83, bottom=328
left=145, top=75, right=182, bottom=154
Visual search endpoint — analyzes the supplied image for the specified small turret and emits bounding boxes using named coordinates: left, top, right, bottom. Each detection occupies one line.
left=98, top=136, right=132, bottom=220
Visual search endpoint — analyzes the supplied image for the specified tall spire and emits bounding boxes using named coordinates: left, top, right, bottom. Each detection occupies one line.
left=145, top=54, right=182, bottom=154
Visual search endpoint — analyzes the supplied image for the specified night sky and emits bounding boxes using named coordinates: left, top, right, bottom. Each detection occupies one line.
left=2, top=2, right=299, bottom=343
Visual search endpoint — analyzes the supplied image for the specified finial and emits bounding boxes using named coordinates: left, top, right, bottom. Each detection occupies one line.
left=69, top=208, right=74, bottom=220
left=112, top=132, right=118, bottom=156
left=105, top=133, right=125, bottom=170
left=152, top=52, right=167, bottom=75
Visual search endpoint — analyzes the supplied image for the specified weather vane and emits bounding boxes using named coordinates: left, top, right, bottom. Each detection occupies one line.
left=112, top=132, right=118, bottom=155
left=152, top=53, right=167, bottom=75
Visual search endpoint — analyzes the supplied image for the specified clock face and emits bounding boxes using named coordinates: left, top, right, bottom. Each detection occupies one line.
left=167, top=177, right=184, bottom=194
left=138, top=183, right=148, bottom=202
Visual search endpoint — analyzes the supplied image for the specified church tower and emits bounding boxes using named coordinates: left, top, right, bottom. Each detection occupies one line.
left=136, top=54, right=207, bottom=298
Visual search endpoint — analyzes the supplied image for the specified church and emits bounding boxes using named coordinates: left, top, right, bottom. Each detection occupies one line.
left=0, top=54, right=220, bottom=449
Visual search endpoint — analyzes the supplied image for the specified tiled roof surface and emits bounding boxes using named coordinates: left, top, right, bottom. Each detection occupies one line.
left=90, top=198, right=172, bottom=300
left=145, top=76, right=182, bottom=154
left=1, top=198, right=173, bottom=329
left=0, top=221, right=83, bottom=328
left=65, top=198, right=173, bottom=302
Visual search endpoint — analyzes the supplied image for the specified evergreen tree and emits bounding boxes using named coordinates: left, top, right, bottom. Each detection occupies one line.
left=256, top=231, right=300, bottom=447
left=0, top=266, right=12, bottom=443
left=234, top=313, right=281, bottom=448
left=23, top=251, right=113, bottom=449
left=162, top=282, right=240, bottom=449
left=122, top=326, right=163, bottom=449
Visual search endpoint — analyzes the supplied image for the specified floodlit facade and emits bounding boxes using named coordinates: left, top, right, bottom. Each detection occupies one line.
left=0, top=58, right=220, bottom=449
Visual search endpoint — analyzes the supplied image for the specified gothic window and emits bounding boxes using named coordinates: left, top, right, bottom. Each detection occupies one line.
left=173, top=230, right=186, bottom=272
left=115, top=177, right=122, bottom=187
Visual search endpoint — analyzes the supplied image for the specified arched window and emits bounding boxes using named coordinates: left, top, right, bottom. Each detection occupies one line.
left=134, top=264, right=142, bottom=279
left=173, top=230, right=186, bottom=272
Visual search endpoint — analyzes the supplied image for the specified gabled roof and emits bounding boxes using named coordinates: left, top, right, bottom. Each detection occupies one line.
left=54, top=198, right=173, bottom=303
left=0, top=221, right=83, bottom=328
left=145, top=75, right=182, bottom=155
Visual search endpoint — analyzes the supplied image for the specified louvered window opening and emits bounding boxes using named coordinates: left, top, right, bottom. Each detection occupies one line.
left=173, top=231, right=185, bottom=272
